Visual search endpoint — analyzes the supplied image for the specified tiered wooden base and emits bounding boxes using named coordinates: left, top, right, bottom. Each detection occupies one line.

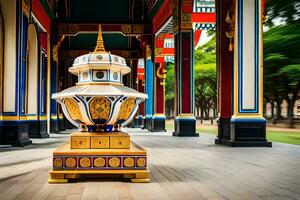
left=48, top=132, right=150, bottom=183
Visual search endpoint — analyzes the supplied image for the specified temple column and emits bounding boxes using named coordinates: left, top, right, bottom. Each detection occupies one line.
left=221, top=0, right=271, bottom=147
left=50, top=35, right=65, bottom=132
left=131, top=60, right=140, bottom=127
left=172, top=0, right=198, bottom=137
left=0, top=0, right=32, bottom=146
left=141, top=36, right=154, bottom=130
left=144, top=56, right=154, bottom=130
left=50, top=59, right=59, bottom=132
left=215, top=0, right=234, bottom=144
left=137, top=58, right=145, bottom=127
left=151, top=34, right=166, bottom=132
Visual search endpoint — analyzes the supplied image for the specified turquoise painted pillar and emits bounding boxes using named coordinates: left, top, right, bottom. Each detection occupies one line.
left=144, top=58, right=154, bottom=130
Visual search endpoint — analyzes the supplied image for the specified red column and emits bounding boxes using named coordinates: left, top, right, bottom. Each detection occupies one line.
left=137, top=49, right=145, bottom=118
left=151, top=34, right=167, bottom=131
left=138, top=80, right=145, bottom=116
left=154, top=35, right=166, bottom=115
left=154, top=61, right=165, bottom=114
left=215, top=0, right=234, bottom=143
left=172, top=0, right=198, bottom=136
left=217, top=0, right=233, bottom=119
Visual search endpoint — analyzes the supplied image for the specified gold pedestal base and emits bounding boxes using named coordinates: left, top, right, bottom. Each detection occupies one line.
left=49, top=133, right=149, bottom=183
left=48, top=169, right=150, bottom=183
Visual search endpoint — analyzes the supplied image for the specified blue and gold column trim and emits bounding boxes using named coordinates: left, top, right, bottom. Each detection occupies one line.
left=226, top=0, right=271, bottom=147
left=0, top=0, right=32, bottom=146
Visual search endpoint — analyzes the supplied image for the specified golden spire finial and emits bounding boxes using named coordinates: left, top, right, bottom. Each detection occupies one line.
left=94, top=25, right=106, bottom=53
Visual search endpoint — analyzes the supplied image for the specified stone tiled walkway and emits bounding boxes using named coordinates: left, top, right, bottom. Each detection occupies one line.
left=0, top=128, right=300, bottom=200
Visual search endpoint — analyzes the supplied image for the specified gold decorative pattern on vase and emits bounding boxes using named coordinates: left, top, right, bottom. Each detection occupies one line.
left=137, top=157, right=146, bottom=167
left=124, top=157, right=135, bottom=167
left=65, top=157, right=76, bottom=168
left=94, top=157, right=106, bottom=167
left=109, top=157, right=120, bottom=167
left=53, top=158, right=63, bottom=168
left=89, top=97, right=111, bottom=121
left=118, top=98, right=135, bottom=120
left=65, top=98, right=82, bottom=121
left=80, top=157, right=91, bottom=168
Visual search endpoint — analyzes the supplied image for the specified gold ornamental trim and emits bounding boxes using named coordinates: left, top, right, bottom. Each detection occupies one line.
left=65, top=158, right=76, bottom=168
left=53, top=158, right=63, bottom=168
left=80, top=157, right=91, bottom=168
left=137, top=157, right=146, bottom=167
left=117, top=98, right=136, bottom=120
left=109, top=157, right=120, bottom=167
left=93, top=25, right=106, bottom=53
left=89, top=97, right=111, bottom=121
left=65, top=98, right=82, bottom=121
left=94, top=157, right=106, bottom=167
left=124, top=157, right=135, bottom=167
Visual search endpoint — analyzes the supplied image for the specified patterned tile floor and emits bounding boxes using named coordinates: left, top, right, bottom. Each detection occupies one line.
left=0, top=128, right=300, bottom=200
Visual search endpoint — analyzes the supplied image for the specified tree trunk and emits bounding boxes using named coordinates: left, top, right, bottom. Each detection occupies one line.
left=263, top=100, right=267, bottom=117
left=271, top=101, right=275, bottom=119
left=288, top=98, right=296, bottom=128
left=275, top=97, right=282, bottom=120
left=200, top=107, right=203, bottom=123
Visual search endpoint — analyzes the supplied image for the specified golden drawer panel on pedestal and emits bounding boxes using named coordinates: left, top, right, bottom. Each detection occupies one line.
left=70, top=132, right=130, bottom=149
left=91, top=136, right=110, bottom=148
left=71, top=137, right=90, bottom=149
left=110, top=136, right=130, bottom=149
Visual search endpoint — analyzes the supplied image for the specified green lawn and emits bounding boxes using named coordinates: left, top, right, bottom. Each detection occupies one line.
left=166, top=123, right=300, bottom=145
left=266, top=130, right=300, bottom=145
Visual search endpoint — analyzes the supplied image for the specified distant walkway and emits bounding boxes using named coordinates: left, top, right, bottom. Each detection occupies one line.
left=166, top=119, right=300, bottom=132
left=0, top=129, right=300, bottom=200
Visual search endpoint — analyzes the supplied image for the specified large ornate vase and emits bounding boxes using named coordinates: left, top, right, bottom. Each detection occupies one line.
left=52, top=41, right=147, bottom=132
left=49, top=26, right=150, bottom=183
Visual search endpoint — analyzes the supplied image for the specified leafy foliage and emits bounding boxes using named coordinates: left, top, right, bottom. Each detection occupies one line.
left=165, top=62, right=175, bottom=117
left=265, top=0, right=300, bottom=26
left=194, top=34, right=217, bottom=118
left=263, top=22, right=300, bottom=121
left=164, top=34, right=217, bottom=118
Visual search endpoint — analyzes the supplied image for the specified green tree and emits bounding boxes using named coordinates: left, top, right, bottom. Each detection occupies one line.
left=265, top=0, right=300, bottom=26
left=264, top=23, right=300, bottom=125
left=165, top=62, right=175, bottom=117
left=194, top=34, right=217, bottom=120
left=164, top=33, right=217, bottom=119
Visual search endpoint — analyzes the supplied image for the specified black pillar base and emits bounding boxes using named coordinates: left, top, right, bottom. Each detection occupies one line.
left=173, top=117, right=199, bottom=137
left=50, top=118, right=59, bottom=133
left=216, top=118, right=272, bottom=147
left=28, top=120, right=49, bottom=138
left=137, top=115, right=144, bottom=128
left=150, top=117, right=166, bottom=132
left=215, top=117, right=231, bottom=142
left=143, top=116, right=152, bottom=130
left=59, top=118, right=67, bottom=131
left=0, top=121, right=32, bottom=146
left=130, top=118, right=141, bottom=128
